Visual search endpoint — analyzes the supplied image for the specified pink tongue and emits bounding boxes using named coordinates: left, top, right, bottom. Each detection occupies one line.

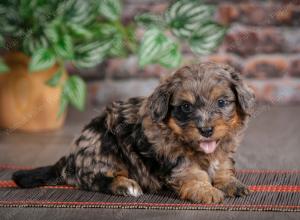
left=199, top=141, right=217, bottom=154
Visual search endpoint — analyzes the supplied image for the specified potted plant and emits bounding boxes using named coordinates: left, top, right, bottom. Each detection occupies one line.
left=0, top=0, right=226, bottom=132
left=0, top=0, right=137, bottom=132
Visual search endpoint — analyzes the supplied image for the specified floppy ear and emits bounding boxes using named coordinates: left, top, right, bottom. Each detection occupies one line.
left=147, top=81, right=173, bottom=122
left=227, top=67, right=255, bottom=116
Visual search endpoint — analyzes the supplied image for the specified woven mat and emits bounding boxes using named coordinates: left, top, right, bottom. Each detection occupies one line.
left=0, top=165, right=299, bottom=211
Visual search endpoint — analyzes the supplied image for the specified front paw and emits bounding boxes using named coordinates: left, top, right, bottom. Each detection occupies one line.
left=180, top=184, right=224, bottom=204
left=111, top=177, right=143, bottom=197
left=216, top=179, right=250, bottom=197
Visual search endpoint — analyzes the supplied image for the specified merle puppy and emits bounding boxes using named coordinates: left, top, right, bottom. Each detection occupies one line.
left=13, top=62, right=255, bottom=204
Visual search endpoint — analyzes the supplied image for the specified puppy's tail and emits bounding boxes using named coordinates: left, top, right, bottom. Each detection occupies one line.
left=12, top=157, right=67, bottom=188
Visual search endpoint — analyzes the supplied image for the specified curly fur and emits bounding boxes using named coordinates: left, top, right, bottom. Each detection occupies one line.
left=12, top=62, right=255, bottom=204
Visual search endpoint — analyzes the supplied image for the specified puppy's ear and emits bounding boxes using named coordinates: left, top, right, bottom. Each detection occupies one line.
left=147, top=80, right=174, bottom=122
left=226, top=66, right=255, bottom=116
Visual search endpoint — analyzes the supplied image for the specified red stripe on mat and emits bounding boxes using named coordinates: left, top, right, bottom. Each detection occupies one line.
left=1, top=180, right=300, bottom=192
left=0, top=200, right=299, bottom=210
left=1, top=164, right=300, bottom=174
left=0, top=181, right=75, bottom=189
left=248, top=185, right=300, bottom=192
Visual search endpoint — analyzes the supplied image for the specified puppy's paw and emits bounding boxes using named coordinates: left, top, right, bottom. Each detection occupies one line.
left=216, top=179, right=250, bottom=197
left=111, top=177, right=143, bottom=197
left=180, top=184, right=224, bottom=204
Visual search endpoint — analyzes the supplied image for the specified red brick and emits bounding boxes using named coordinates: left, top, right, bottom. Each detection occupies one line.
left=223, top=30, right=258, bottom=57
left=222, top=27, right=284, bottom=56
left=216, top=2, right=300, bottom=26
left=289, top=57, right=300, bottom=77
left=216, top=4, right=239, bottom=25
left=244, top=56, right=289, bottom=79
left=279, top=0, right=300, bottom=4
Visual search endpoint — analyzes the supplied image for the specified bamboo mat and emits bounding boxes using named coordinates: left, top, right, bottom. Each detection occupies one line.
left=0, top=165, right=299, bottom=211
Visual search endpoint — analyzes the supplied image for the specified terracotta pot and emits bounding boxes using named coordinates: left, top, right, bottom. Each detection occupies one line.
left=0, top=52, right=67, bottom=132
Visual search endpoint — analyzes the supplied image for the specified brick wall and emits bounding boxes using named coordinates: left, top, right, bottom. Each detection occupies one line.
left=208, top=0, right=300, bottom=104
left=83, top=0, right=300, bottom=104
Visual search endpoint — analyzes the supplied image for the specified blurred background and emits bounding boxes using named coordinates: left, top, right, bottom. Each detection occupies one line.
left=0, top=0, right=299, bottom=170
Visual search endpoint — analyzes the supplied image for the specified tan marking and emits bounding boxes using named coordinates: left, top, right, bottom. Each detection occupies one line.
left=176, top=91, right=196, bottom=103
left=210, top=86, right=226, bottom=100
left=229, top=111, right=242, bottom=129
left=167, top=118, right=182, bottom=135
left=115, top=169, right=129, bottom=178
left=184, top=123, right=200, bottom=141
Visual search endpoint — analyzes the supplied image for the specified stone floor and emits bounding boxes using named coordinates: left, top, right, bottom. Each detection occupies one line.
left=0, top=104, right=299, bottom=219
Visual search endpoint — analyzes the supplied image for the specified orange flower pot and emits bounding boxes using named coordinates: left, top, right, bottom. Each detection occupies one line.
left=0, top=52, right=67, bottom=132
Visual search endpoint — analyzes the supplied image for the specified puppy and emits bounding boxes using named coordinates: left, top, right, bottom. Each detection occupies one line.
left=13, top=62, right=255, bottom=204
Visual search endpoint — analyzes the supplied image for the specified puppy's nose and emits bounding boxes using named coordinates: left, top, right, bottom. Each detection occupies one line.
left=199, top=127, right=214, bottom=138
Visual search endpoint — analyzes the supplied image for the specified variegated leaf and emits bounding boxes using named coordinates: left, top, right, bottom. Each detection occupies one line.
left=74, top=39, right=112, bottom=68
left=54, top=34, right=74, bottom=59
left=63, top=75, right=86, bottom=111
left=159, top=43, right=182, bottom=68
left=23, top=34, right=49, bottom=55
left=135, top=13, right=165, bottom=29
left=99, top=0, right=122, bottom=21
left=189, top=22, right=227, bottom=55
left=58, top=91, right=68, bottom=118
left=29, top=48, right=56, bottom=72
left=138, top=28, right=173, bottom=67
left=46, top=68, right=63, bottom=87
left=58, top=0, right=94, bottom=26
left=109, top=34, right=125, bottom=57
left=165, top=0, right=215, bottom=38
left=45, top=23, right=59, bottom=43
left=67, top=23, right=92, bottom=39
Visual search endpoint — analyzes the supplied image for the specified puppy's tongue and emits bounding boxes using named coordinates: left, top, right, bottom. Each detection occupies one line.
left=199, top=141, right=217, bottom=154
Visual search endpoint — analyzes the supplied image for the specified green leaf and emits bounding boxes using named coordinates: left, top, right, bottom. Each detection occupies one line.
left=0, top=35, right=4, bottom=47
left=97, top=23, right=118, bottom=36
left=108, top=34, right=125, bottom=57
left=159, top=43, right=182, bottom=68
left=54, top=34, right=74, bottom=59
left=189, top=22, right=227, bottom=55
left=165, top=0, right=215, bottom=38
left=58, top=0, right=94, bottom=26
left=46, top=69, right=63, bottom=87
left=74, top=39, right=113, bottom=68
left=0, top=59, right=9, bottom=74
left=58, top=92, right=68, bottom=118
left=29, top=48, right=56, bottom=72
left=135, top=13, right=165, bottom=29
left=45, top=24, right=59, bottom=43
left=138, top=28, right=173, bottom=67
left=63, top=75, right=86, bottom=111
left=67, top=23, right=92, bottom=39
left=99, top=0, right=122, bottom=21
left=23, top=33, right=50, bottom=55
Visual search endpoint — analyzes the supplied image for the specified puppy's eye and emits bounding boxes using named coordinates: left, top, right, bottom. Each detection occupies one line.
left=180, top=103, right=193, bottom=113
left=217, top=99, right=228, bottom=108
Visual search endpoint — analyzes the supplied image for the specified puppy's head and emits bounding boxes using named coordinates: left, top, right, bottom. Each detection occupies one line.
left=147, top=62, right=255, bottom=154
